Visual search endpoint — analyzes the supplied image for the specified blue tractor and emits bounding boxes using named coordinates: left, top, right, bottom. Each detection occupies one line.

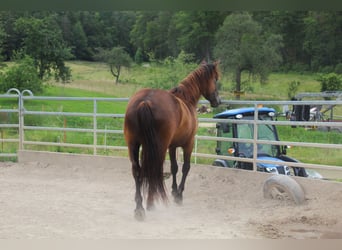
left=212, top=107, right=322, bottom=178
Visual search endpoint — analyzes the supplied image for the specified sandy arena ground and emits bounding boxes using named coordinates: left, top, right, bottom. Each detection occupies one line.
left=0, top=154, right=341, bottom=239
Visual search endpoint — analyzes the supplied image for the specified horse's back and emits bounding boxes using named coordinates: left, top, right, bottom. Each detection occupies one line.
left=125, top=88, right=177, bottom=122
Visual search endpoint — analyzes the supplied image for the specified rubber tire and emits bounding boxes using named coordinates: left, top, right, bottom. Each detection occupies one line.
left=263, top=175, right=305, bottom=205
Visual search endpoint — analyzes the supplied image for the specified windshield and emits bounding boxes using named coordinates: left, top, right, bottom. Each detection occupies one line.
left=236, top=116, right=279, bottom=157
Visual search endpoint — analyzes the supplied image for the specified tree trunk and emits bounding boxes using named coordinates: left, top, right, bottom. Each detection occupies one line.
left=110, top=64, right=120, bottom=85
left=235, top=68, right=242, bottom=100
left=115, top=66, right=121, bottom=85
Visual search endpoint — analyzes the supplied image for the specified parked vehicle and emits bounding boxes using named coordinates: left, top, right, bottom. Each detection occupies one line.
left=212, top=106, right=322, bottom=179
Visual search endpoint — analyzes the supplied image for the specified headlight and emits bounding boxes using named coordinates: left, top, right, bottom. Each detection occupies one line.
left=266, top=167, right=278, bottom=173
left=284, top=166, right=291, bottom=175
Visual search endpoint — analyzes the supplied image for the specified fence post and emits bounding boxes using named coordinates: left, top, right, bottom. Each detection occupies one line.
left=252, top=103, right=259, bottom=172
left=93, top=99, right=97, bottom=155
left=19, top=93, right=24, bottom=151
left=20, top=90, right=34, bottom=151
left=6, top=88, right=23, bottom=151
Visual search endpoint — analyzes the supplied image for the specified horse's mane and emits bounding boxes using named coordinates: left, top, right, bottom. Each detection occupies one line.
left=170, top=63, right=217, bottom=107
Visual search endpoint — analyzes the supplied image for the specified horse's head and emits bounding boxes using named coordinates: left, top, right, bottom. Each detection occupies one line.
left=200, top=61, right=221, bottom=108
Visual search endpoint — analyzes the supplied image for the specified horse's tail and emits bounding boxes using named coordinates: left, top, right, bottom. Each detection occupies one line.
left=137, top=101, right=168, bottom=204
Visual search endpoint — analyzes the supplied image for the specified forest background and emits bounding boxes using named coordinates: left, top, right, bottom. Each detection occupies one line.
left=0, top=11, right=341, bottom=91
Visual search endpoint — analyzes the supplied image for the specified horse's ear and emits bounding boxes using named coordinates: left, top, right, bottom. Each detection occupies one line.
left=214, top=60, right=220, bottom=66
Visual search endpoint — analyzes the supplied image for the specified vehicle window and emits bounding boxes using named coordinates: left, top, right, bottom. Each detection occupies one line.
left=219, top=122, right=233, bottom=155
left=237, top=124, right=253, bottom=157
left=257, top=124, right=275, bottom=156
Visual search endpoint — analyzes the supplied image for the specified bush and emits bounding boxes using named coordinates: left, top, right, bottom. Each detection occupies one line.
left=290, top=63, right=310, bottom=73
left=288, top=81, right=301, bottom=99
left=319, top=65, right=335, bottom=73
left=0, top=55, right=43, bottom=94
left=317, top=73, right=342, bottom=92
left=134, top=48, right=144, bottom=64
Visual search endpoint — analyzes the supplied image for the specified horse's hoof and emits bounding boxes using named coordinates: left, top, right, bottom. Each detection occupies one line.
left=172, top=190, right=178, bottom=197
left=134, top=208, right=146, bottom=221
left=173, top=195, right=183, bottom=205
left=146, top=203, right=155, bottom=211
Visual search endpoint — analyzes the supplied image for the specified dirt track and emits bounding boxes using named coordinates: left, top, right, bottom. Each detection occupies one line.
left=0, top=154, right=341, bottom=239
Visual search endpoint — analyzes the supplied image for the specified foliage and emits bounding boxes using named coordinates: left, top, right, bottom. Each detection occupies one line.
left=121, top=52, right=197, bottom=90
left=170, top=11, right=228, bottom=61
left=303, top=12, right=342, bottom=71
left=334, top=63, right=342, bottom=74
left=93, top=46, right=133, bottom=84
left=0, top=55, right=43, bottom=93
left=176, top=50, right=195, bottom=64
left=0, top=11, right=341, bottom=75
left=214, top=12, right=283, bottom=97
left=130, top=11, right=173, bottom=60
left=0, top=23, right=6, bottom=69
left=287, top=81, right=301, bottom=99
left=70, top=21, right=92, bottom=60
left=14, top=15, right=72, bottom=82
left=253, top=11, right=308, bottom=70
left=317, top=73, right=342, bottom=92
left=134, top=47, right=144, bottom=64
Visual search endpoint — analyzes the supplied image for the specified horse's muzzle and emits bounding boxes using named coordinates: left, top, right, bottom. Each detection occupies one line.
left=207, top=91, right=221, bottom=107
left=210, top=96, right=221, bottom=108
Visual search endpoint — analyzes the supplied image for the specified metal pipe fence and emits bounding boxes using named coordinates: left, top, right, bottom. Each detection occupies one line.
left=0, top=89, right=341, bottom=176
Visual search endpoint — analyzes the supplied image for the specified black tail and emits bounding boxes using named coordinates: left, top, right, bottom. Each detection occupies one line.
left=137, top=101, right=168, bottom=203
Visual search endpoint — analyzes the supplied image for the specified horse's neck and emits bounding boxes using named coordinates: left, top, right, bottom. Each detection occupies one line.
left=170, top=82, right=201, bottom=108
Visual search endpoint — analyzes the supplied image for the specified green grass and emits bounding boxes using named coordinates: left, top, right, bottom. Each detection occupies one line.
left=217, top=71, right=322, bottom=101
left=277, top=125, right=342, bottom=166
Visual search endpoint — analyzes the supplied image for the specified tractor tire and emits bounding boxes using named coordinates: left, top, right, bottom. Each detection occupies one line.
left=263, top=175, right=305, bottom=205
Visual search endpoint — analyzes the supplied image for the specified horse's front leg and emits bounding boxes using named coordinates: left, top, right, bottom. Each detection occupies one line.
left=169, top=147, right=179, bottom=200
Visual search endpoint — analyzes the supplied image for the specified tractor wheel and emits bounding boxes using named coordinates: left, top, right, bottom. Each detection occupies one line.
left=263, top=175, right=305, bottom=205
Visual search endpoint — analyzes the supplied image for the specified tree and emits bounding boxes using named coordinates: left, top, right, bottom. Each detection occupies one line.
left=71, top=21, right=92, bottom=60
left=0, top=55, right=43, bottom=93
left=253, top=11, right=308, bottom=71
left=214, top=12, right=283, bottom=98
left=0, top=11, right=23, bottom=61
left=130, top=11, right=172, bottom=60
left=14, top=15, right=72, bottom=82
left=94, top=46, right=133, bottom=84
left=0, top=23, right=6, bottom=68
left=303, top=11, right=342, bottom=71
left=170, top=11, right=228, bottom=61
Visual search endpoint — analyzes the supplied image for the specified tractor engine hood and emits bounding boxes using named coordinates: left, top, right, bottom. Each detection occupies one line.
left=257, top=156, right=291, bottom=175
left=257, top=156, right=285, bottom=168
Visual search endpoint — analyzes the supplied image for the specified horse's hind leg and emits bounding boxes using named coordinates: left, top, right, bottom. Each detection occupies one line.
left=129, top=143, right=145, bottom=221
left=175, top=147, right=192, bottom=205
left=169, top=147, right=179, bottom=201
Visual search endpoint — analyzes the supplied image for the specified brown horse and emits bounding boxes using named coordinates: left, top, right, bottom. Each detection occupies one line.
left=124, top=61, right=221, bottom=220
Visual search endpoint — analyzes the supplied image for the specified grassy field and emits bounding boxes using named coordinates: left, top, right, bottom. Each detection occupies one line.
left=55, top=61, right=323, bottom=101
left=0, top=60, right=341, bottom=166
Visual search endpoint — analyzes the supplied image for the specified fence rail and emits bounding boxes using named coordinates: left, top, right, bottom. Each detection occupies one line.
left=0, top=89, right=341, bottom=177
